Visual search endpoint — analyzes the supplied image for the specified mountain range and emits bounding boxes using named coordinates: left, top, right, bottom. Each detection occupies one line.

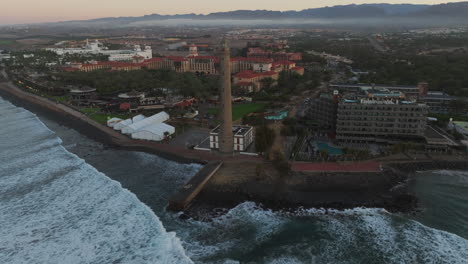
left=58, top=2, right=468, bottom=26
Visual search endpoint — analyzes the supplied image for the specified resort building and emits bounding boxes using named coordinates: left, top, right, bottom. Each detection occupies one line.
left=209, top=125, right=254, bottom=152
left=69, top=87, right=97, bottom=102
left=330, top=82, right=428, bottom=99
left=230, top=57, right=273, bottom=74
left=336, top=89, right=428, bottom=143
left=246, top=47, right=302, bottom=62
left=306, top=92, right=339, bottom=130
left=422, top=91, right=454, bottom=113
left=233, top=70, right=279, bottom=92
left=47, top=40, right=152, bottom=61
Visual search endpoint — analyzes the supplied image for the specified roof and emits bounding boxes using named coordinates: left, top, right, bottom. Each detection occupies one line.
left=187, top=56, right=219, bottom=62
left=273, top=61, right=295, bottom=66
left=166, top=56, right=187, bottom=62
left=131, top=123, right=175, bottom=141
left=234, top=70, right=278, bottom=79
left=330, top=83, right=418, bottom=90
left=424, top=91, right=453, bottom=100
left=62, top=67, right=78, bottom=72
left=122, top=112, right=170, bottom=134
left=231, top=57, right=273, bottom=63
left=70, top=87, right=96, bottom=93
left=292, top=66, right=304, bottom=71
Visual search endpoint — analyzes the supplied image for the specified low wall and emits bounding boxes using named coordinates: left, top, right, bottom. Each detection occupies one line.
left=0, top=82, right=204, bottom=164
left=191, top=168, right=412, bottom=213
left=388, top=160, right=468, bottom=172
left=168, top=161, right=223, bottom=211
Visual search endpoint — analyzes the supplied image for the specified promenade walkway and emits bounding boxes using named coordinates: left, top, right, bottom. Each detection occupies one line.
left=292, top=161, right=382, bottom=172
left=0, top=81, right=262, bottom=164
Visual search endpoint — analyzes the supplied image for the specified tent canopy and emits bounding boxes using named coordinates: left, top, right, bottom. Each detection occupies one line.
left=122, top=112, right=169, bottom=135
left=107, top=117, right=123, bottom=127
left=113, top=118, right=132, bottom=131
left=131, top=123, right=175, bottom=141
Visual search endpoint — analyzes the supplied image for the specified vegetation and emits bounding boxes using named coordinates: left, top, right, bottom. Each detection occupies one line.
left=280, top=117, right=305, bottom=137
left=271, top=150, right=291, bottom=175
left=0, top=40, right=16, bottom=46
left=255, top=125, right=276, bottom=153
left=80, top=107, right=129, bottom=124
left=57, top=69, right=219, bottom=97
left=208, top=103, right=267, bottom=121
left=291, top=33, right=468, bottom=96
left=391, top=142, right=424, bottom=154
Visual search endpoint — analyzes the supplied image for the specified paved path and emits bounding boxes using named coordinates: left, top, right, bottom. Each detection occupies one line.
left=292, top=161, right=382, bottom=172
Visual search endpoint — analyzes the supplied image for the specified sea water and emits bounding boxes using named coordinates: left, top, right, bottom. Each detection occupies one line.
left=2, top=97, right=468, bottom=264
left=0, top=98, right=193, bottom=263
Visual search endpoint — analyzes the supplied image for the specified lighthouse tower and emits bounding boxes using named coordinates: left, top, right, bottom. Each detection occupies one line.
left=218, top=39, right=233, bottom=154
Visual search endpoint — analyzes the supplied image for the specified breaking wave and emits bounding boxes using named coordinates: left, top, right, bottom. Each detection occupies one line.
left=0, top=98, right=193, bottom=263
left=179, top=202, right=468, bottom=263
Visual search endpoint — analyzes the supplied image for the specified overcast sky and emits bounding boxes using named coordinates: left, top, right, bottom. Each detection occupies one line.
left=1, top=0, right=462, bottom=24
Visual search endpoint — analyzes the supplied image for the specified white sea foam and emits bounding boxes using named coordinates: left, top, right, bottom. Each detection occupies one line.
left=181, top=199, right=468, bottom=263
left=0, top=99, right=193, bottom=263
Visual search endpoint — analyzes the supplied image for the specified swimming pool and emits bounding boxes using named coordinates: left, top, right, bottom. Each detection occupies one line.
left=316, top=142, right=344, bottom=155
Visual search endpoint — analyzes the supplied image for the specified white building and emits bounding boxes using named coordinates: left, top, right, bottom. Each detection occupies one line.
left=46, top=40, right=152, bottom=61
left=108, top=45, right=152, bottom=61
left=167, top=42, right=187, bottom=50
left=210, top=125, right=254, bottom=152
left=0, top=52, right=11, bottom=61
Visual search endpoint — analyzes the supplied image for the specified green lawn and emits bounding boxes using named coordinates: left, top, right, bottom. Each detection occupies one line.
left=80, top=107, right=130, bottom=124
left=208, top=103, right=267, bottom=121
left=0, top=40, right=16, bottom=46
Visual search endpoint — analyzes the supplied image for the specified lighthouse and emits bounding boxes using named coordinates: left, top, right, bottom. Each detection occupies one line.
left=218, top=39, right=233, bottom=154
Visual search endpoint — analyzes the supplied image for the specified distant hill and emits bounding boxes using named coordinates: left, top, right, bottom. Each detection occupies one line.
left=415, top=1, right=468, bottom=16
left=55, top=2, right=468, bottom=26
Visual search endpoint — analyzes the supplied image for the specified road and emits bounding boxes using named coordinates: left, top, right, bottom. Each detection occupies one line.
left=368, top=36, right=388, bottom=53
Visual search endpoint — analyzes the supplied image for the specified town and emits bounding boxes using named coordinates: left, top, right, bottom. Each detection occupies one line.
left=2, top=2, right=468, bottom=263
left=1, top=27, right=467, bottom=165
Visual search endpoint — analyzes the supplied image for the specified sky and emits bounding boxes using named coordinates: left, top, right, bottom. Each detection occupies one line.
left=1, top=0, right=462, bottom=24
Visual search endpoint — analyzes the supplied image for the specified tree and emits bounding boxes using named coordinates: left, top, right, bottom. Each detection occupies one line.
left=449, top=99, right=468, bottom=114
left=271, top=150, right=291, bottom=175
left=260, top=77, right=275, bottom=90
left=255, top=125, right=275, bottom=153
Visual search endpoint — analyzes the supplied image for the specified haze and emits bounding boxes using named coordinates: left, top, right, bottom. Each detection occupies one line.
left=2, top=0, right=465, bottom=25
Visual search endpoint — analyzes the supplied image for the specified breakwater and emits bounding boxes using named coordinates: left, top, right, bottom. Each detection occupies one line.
left=387, top=160, right=468, bottom=172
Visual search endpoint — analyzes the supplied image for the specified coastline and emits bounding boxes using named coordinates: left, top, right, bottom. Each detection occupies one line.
left=2, top=80, right=467, bottom=216
left=0, top=82, right=206, bottom=164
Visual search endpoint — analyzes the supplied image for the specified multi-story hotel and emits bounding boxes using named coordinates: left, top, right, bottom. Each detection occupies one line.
left=336, top=89, right=428, bottom=143
left=330, top=82, right=429, bottom=99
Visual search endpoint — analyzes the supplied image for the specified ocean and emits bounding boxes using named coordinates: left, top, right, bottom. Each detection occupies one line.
left=1, top=97, right=468, bottom=264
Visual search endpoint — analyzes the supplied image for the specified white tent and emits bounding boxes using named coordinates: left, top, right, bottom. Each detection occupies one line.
left=113, top=118, right=132, bottom=131
left=131, top=123, right=175, bottom=141
left=107, top=117, right=123, bottom=128
left=122, top=112, right=170, bottom=135
left=132, top=114, right=145, bottom=123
